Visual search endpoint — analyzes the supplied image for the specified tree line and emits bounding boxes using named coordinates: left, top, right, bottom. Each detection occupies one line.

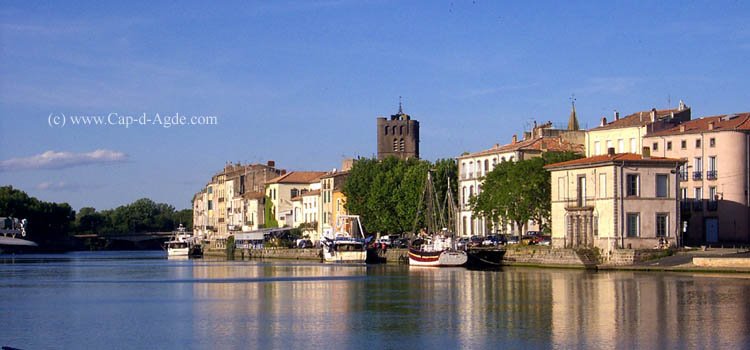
left=0, top=186, right=192, bottom=250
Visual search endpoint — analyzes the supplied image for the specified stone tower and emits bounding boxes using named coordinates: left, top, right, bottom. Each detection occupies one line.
left=376, top=101, right=420, bottom=160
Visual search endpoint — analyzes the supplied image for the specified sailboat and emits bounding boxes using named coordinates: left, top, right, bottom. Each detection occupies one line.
left=408, top=172, right=468, bottom=267
left=321, top=215, right=369, bottom=264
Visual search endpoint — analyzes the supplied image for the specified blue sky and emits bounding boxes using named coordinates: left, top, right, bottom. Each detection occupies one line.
left=1, top=1, right=749, bottom=211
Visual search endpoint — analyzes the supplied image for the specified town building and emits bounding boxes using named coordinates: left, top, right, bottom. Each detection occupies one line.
left=319, top=171, right=350, bottom=237
left=457, top=113, right=584, bottom=237
left=545, top=150, right=684, bottom=251
left=265, top=171, right=326, bottom=228
left=192, top=161, right=283, bottom=243
left=585, top=101, right=691, bottom=156
left=376, top=102, right=420, bottom=160
left=644, top=112, right=750, bottom=244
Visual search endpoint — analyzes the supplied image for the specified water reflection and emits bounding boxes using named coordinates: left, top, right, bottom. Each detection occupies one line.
left=1, top=252, right=749, bottom=349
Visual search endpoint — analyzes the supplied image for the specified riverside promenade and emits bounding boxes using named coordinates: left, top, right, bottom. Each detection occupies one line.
left=206, top=245, right=750, bottom=273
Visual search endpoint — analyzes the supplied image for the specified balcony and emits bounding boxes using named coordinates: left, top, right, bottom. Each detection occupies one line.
left=707, top=200, right=718, bottom=211
left=679, top=171, right=689, bottom=181
left=692, top=171, right=703, bottom=180
left=706, top=170, right=717, bottom=180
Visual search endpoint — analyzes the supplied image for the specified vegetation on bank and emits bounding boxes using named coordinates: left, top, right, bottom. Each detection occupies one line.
left=343, top=157, right=457, bottom=236
left=469, top=151, right=582, bottom=235
left=0, top=185, right=192, bottom=250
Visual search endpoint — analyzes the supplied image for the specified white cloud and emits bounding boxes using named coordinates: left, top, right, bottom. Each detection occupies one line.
left=0, top=149, right=128, bottom=172
left=36, top=181, right=78, bottom=191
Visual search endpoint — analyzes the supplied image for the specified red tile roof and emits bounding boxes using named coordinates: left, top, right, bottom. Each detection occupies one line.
left=545, top=153, right=684, bottom=170
left=646, top=112, right=750, bottom=137
left=458, top=136, right=583, bottom=159
left=267, top=171, right=326, bottom=184
left=590, top=108, right=687, bottom=131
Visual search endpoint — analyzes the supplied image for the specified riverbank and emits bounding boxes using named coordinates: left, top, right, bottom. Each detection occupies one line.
left=205, top=245, right=750, bottom=273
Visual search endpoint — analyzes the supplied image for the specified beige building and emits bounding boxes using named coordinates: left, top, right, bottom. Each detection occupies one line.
left=586, top=102, right=691, bottom=156
left=457, top=119, right=584, bottom=237
left=265, top=171, right=326, bottom=228
left=319, top=171, right=350, bottom=236
left=644, top=112, right=750, bottom=244
left=546, top=152, right=683, bottom=251
left=193, top=161, right=283, bottom=242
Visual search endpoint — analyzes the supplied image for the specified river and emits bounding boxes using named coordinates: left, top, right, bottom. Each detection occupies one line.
left=1, top=251, right=749, bottom=349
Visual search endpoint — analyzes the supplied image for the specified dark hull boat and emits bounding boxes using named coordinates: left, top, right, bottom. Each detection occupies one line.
left=465, top=248, right=505, bottom=269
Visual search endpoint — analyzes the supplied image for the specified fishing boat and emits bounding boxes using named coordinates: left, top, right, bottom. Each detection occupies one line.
left=408, top=172, right=468, bottom=267
left=321, top=215, right=369, bottom=263
left=164, top=224, right=202, bottom=258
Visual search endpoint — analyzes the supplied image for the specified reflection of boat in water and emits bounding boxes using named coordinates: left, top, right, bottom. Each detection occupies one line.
left=465, top=248, right=505, bottom=269
left=408, top=173, right=468, bottom=267
left=321, top=215, right=369, bottom=264
left=163, top=224, right=202, bottom=257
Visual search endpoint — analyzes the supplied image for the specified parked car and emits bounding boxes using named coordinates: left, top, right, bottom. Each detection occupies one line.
left=468, top=235, right=483, bottom=247
left=457, top=237, right=469, bottom=250
left=536, top=235, right=551, bottom=246
left=506, top=235, right=520, bottom=245
left=378, top=235, right=393, bottom=247
left=394, top=238, right=409, bottom=248
left=296, top=239, right=313, bottom=248
left=482, top=235, right=502, bottom=246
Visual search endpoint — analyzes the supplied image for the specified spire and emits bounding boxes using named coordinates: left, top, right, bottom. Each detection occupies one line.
left=398, top=96, right=403, bottom=114
left=568, top=94, right=580, bottom=131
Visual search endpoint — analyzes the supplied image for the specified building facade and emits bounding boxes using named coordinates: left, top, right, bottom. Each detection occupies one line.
left=644, top=112, right=750, bottom=244
left=376, top=104, right=420, bottom=160
left=319, top=171, right=350, bottom=236
left=546, top=152, right=683, bottom=252
left=457, top=120, right=584, bottom=237
left=585, top=102, right=691, bottom=157
left=265, top=171, right=326, bottom=228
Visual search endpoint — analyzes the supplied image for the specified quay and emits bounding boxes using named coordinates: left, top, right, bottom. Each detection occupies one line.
left=203, top=245, right=750, bottom=273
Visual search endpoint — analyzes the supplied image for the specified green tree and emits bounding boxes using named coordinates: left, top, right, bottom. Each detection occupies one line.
left=470, top=152, right=582, bottom=234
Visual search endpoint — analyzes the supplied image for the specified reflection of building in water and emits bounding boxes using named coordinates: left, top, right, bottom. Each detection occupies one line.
left=551, top=271, right=750, bottom=348
left=190, top=264, right=364, bottom=347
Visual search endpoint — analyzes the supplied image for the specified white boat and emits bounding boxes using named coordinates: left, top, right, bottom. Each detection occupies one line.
left=408, top=173, right=468, bottom=267
left=164, top=224, right=202, bottom=257
left=321, top=215, right=368, bottom=263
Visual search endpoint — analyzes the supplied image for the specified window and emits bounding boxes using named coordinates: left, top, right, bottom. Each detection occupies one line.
left=667, top=141, right=672, bottom=150
left=656, top=214, right=668, bottom=237
left=680, top=187, right=687, bottom=200
left=392, top=138, right=398, bottom=151
left=626, top=174, right=639, bottom=196
left=461, top=162, right=467, bottom=179
left=630, top=138, right=636, bottom=153
left=709, top=186, right=717, bottom=200
left=653, top=142, right=659, bottom=151
left=594, top=141, right=601, bottom=155
left=606, top=140, right=613, bottom=151
left=696, top=139, right=701, bottom=148
left=599, top=173, right=607, bottom=198
left=484, top=159, right=489, bottom=174
left=709, top=138, right=716, bottom=147
left=558, top=177, right=565, bottom=200
left=626, top=213, right=640, bottom=237
left=208, top=187, right=213, bottom=194
left=384, top=126, right=388, bottom=135
left=656, top=174, right=669, bottom=198
left=618, top=139, right=624, bottom=153
left=577, top=175, right=586, bottom=207
left=681, top=140, right=687, bottom=149
left=462, top=186, right=467, bottom=204
left=208, top=200, right=213, bottom=210
left=694, top=187, right=702, bottom=200
left=593, top=216, right=599, bottom=236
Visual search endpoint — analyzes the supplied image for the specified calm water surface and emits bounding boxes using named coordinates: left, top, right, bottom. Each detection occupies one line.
left=1, top=251, right=749, bottom=349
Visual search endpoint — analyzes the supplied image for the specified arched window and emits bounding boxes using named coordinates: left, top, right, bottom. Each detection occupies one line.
left=399, top=138, right=405, bottom=151
left=400, top=125, right=405, bottom=135
left=392, top=126, right=397, bottom=134
left=462, top=216, right=467, bottom=236
left=384, top=126, right=388, bottom=135
left=501, top=156, right=506, bottom=162
left=484, top=159, right=489, bottom=174
left=509, top=156, right=514, bottom=161
left=462, top=186, right=467, bottom=204
left=469, top=185, right=474, bottom=198
left=393, top=138, right=398, bottom=151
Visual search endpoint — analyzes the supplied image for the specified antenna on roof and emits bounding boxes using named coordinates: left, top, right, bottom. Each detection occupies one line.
left=398, top=96, right=403, bottom=114
left=668, top=94, right=671, bottom=108
left=569, top=93, right=576, bottom=109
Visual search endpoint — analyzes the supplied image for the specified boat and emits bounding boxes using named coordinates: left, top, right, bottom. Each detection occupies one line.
left=321, top=215, right=369, bottom=263
left=408, top=172, right=468, bottom=267
left=0, top=217, right=38, bottom=253
left=164, top=224, right=202, bottom=258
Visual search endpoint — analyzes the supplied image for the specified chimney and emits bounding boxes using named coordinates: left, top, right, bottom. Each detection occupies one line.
left=607, top=147, right=616, bottom=157
left=512, top=134, right=517, bottom=144
left=600, top=117, right=607, bottom=127
left=281, top=169, right=287, bottom=175
left=267, top=160, right=275, bottom=167
left=679, top=100, right=686, bottom=111
left=708, top=121, right=715, bottom=130
left=679, top=125, right=686, bottom=132
left=614, top=110, right=620, bottom=120
left=639, top=112, right=643, bottom=122
left=650, top=108, right=657, bottom=122
left=642, top=147, right=651, bottom=159
left=494, top=143, right=500, bottom=148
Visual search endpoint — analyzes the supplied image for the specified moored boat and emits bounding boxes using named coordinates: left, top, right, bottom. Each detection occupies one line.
left=164, top=224, right=202, bottom=258
left=321, top=215, right=369, bottom=263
